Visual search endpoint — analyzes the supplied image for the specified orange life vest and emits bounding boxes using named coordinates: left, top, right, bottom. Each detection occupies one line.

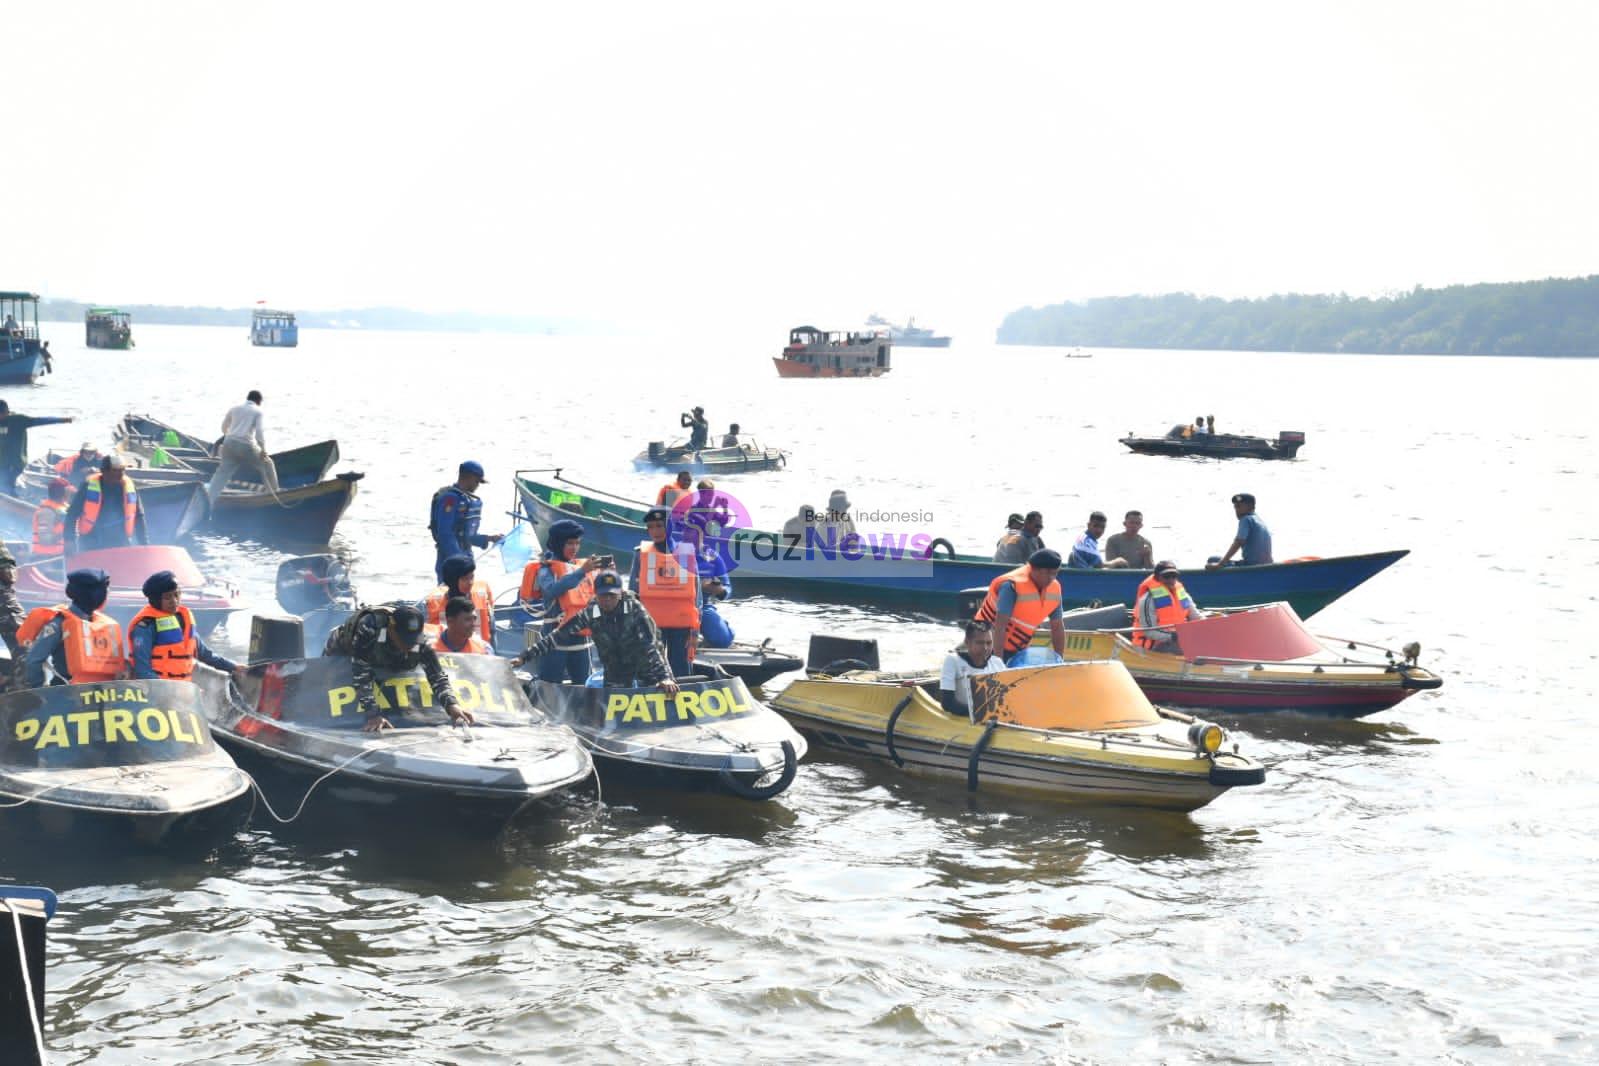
left=76, top=474, right=139, bottom=538
left=431, top=628, right=490, bottom=655
left=425, top=578, right=494, bottom=642
left=31, top=499, right=67, bottom=557
left=19, top=603, right=124, bottom=683
left=521, top=557, right=595, bottom=637
left=656, top=483, right=689, bottom=508
left=634, top=540, right=700, bottom=629
left=975, top=565, right=1063, bottom=655
left=127, top=604, right=199, bottom=679
left=1132, top=574, right=1197, bottom=648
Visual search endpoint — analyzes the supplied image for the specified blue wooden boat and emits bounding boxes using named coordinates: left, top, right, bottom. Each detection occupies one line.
left=514, top=473, right=1409, bottom=619
left=0, top=292, right=50, bottom=386
left=0, top=479, right=208, bottom=547
left=250, top=307, right=298, bottom=347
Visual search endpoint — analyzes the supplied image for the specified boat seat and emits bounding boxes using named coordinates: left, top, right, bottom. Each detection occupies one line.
left=1061, top=604, right=1130, bottom=631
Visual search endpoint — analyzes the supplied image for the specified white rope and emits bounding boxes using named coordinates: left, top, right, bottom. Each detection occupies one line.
left=243, top=733, right=442, bottom=825
left=10, top=904, right=47, bottom=1065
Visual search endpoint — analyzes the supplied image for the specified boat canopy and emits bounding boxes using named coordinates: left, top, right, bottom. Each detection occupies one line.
left=969, top=662, right=1161, bottom=731
left=1170, top=602, right=1324, bottom=662
left=0, top=291, right=40, bottom=302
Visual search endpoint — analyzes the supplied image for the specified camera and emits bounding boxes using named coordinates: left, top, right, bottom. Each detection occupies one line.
left=593, top=554, right=616, bottom=569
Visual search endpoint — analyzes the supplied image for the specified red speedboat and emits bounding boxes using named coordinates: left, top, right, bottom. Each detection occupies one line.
left=14, top=546, right=245, bottom=636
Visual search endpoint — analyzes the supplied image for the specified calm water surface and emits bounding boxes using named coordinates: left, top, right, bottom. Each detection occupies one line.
left=2, top=324, right=1596, bottom=1063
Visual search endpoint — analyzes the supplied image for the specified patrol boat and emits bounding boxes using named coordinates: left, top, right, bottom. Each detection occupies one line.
left=1046, top=601, right=1443, bottom=716
left=529, top=677, right=805, bottom=800
left=631, top=435, right=788, bottom=475
left=0, top=675, right=252, bottom=851
left=1120, top=426, right=1306, bottom=460
left=13, top=545, right=244, bottom=635
left=208, top=653, right=593, bottom=828
left=770, top=637, right=1265, bottom=812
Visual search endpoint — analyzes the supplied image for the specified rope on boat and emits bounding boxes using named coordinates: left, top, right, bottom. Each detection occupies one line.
left=243, top=732, right=452, bottom=825
left=9, top=904, right=47, bottom=1065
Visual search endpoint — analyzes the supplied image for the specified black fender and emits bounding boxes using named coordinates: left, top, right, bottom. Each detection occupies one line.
left=967, top=720, right=1000, bottom=792
left=884, top=693, right=914, bottom=767
left=718, top=740, right=798, bottom=800
left=921, top=537, right=955, bottom=560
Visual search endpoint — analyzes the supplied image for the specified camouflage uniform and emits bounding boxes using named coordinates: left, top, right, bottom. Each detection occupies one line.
left=0, top=544, right=24, bottom=681
left=324, top=605, right=459, bottom=717
left=531, top=592, right=671, bottom=686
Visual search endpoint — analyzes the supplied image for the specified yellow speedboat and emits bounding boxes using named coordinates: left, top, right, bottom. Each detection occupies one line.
left=772, top=651, right=1264, bottom=812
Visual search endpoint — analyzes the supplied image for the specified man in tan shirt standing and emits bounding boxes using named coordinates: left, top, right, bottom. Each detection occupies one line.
left=1105, top=510, right=1154, bottom=570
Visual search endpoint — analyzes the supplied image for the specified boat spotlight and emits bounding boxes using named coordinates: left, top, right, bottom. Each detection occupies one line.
left=1188, top=721, right=1224, bottom=755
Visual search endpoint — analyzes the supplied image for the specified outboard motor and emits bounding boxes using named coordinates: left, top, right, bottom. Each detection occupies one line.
left=250, top=615, right=306, bottom=664
left=805, top=634, right=881, bottom=675
left=647, top=441, right=665, bottom=461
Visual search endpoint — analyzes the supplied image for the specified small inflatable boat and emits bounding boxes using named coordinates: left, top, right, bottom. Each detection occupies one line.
left=0, top=676, right=251, bottom=850
left=529, top=676, right=806, bottom=800
left=208, top=654, right=593, bottom=827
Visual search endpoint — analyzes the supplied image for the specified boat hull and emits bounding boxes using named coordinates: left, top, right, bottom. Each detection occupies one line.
left=14, top=545, right=242, bottom=636
left=0, top=677, right=253, bottom=853
left=773, top=357, right=888, bottom=378
left=631, top=446, right=786, bottom=475
left=515, top=476, right=1407, bottom=618
left=206, top=474, right=361, bottom=545
left=115, top=416, right=341, bottom=490
left=0, top=350, right=45, bottom=386
left=771, top=674, right=1258, bottom=812
left=1121, top=434, right=1303, bottom=460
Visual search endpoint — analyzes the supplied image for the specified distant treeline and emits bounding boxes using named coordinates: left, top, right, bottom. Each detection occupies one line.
left=39, top=299, right=591, bottom=335
left=997, top=276, right=1599, bottom=357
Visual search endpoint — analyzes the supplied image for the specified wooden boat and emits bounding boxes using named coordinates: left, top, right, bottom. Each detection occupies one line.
left=1121, top=427, right=1306, bottom=460
left=209, top=654, right=593, bottom=828
left=8, top=473, right=209, bottom=545
left=513, top=474, right=1409, bottom=619
left=0, top=676, right=252, bottom=851
left=114, top=414, right=340, bottom=490
left=530, top=677, right=804, bottom=799
left=631, top=436, right=787, bottom=475
left=13, top=545, right=244, bottom=635
left=1045, top=602, right=1442, bottom=716
left=0, top=292, right=50, bottom=385
left=84, top=307, right=133, bottom=349
left=770, top=642, right=1264, bottom=811
left=205, top=472, right=362, bottom=545
left=774, top=325, right=892, bottom=378
left=250, top=308, right=298, bottom=347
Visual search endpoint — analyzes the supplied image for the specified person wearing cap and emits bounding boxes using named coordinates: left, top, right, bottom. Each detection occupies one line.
left=53, top=443, right=102, bottom=489
left=1209, top=493, right=1273, bottom=568
left=323, top=602, right=472, bottom=733
left=974, top=548, right=1067, bottom=664
left=127, top=570, right=246, bottom=682
left=206, top=389, right=280, bottom=507
left=20, top=568, right=126, bottom=687
left=63, top=454, right=148, bottom=554
left=993, top=510, right=1046, bottom=564
left=680, top=406, right=709, bottom=450
left=30, top=478, right=71, bottom=559
left=1133, top=561, right=1203, bottom=652
left=0, top=399, right=74, bottom=496
left=433, top=596, right=491, bottom=655
left=1067, top=511, right=1129, bottom=570
left=720, top=423, right=742, bottom=448
left=655, top=470, right=693, bottom=509
left=1104, top=510, right=1154, bottom=571
left=521, top=518, right=601, bottom=683
left=429, top=460, right=502, bottom=582
left=629, top=507, right=699, bottom=677
left=0, top=544, right=23, bottom=675
left=425, top=554, right=494, bottom=644
left=819, top=489, right=858, bottom=549
left=520, top=571, right=678, bottom=693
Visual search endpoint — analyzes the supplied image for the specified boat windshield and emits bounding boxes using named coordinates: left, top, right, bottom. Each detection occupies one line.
left=1170, top=602, right=1324, bottom=662
left=969, top=662, right=1160, bottom=732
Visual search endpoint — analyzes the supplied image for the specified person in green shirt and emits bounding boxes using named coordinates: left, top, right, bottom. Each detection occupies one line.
left=0, top=399, right=73, bottom=495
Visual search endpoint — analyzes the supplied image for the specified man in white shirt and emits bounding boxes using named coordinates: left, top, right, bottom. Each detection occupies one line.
left=205, top=389, right=281, bottom=506
left=939, top=620, right=1006, bottom=721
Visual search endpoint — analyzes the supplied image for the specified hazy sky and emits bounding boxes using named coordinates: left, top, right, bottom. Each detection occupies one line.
left=9, top=1, right=1596, bottom=332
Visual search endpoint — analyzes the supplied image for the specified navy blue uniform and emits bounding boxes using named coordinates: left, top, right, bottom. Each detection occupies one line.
left=429, top=484, right=489, bottom=581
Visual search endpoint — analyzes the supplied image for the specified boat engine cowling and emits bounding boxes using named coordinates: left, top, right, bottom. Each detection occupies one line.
left=276, top=555, right=356, bottom=615
left=647, top=441, right=665, bottom=461
left=250, top=615, right=306, bottom=665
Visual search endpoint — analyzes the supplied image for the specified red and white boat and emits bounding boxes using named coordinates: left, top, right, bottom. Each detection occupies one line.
left=14, top=546, right=246, bottom=636
left=773, top=325, right=892, bottom=378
